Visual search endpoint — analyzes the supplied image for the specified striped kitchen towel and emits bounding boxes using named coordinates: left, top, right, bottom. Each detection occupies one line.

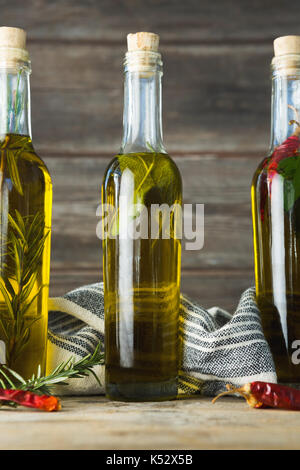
left=47, top=284, right=277, bottom=396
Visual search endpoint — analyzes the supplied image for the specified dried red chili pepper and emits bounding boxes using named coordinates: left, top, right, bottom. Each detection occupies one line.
left=212, top=382, right=300, bottom=410
left=0, top=389, right=61, bottom=411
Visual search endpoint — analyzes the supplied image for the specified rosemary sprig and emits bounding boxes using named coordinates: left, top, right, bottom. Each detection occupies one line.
left=0, top=135, right=33, bottom=196
left=0, top=210, right=50, bottom=366
left=0, top=342, right=104, bottom=395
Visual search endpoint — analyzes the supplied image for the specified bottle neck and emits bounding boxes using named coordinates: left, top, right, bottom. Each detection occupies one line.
left=121, top=52, right=165, bottom=154
left=0, top=65, right=31, bottom=138
left=270, top=58, right=300, bottom=150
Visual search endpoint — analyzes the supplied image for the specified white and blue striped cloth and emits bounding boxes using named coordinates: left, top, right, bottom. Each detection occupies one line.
left=47, top=284, right=277, bottom=396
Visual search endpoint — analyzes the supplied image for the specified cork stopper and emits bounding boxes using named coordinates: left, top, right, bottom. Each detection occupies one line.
left=272, top=35, right=300, bottom=75
left=125, top=32, right=161, bottom=76
left=0, top=26, right=29, bottom=67
left=127, top=32, right=159, bottom=53
left=0, top=27, right=26, bottom=50
left=274, top=36, right=300, bottom=56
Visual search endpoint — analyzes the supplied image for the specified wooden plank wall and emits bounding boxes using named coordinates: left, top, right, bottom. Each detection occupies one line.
left=2, top=0, right=299, bottom=311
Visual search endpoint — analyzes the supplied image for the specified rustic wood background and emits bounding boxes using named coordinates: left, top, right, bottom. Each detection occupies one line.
left=2, top=0, right=299, bottom=311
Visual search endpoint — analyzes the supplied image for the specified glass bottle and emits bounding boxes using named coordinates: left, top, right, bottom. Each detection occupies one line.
left=252, top=36, right=300, bottom=382
left=0, top=27, right=52, bottom=378
left=102, top=32, right=182, bottom=401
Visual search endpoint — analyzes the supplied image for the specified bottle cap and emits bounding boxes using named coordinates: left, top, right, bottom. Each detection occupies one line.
left=125, top=32, right=161, bottom=75
left=272, top=35, right=300, bottom=75
left=274, top=35, right=300, bottom=56
left=127, top=32, right=159, bottom=52
left=0, top=26, right=29, bottom=66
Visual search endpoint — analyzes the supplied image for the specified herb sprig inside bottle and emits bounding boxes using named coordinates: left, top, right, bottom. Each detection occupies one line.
left=0, top=27, right=52, bottom=378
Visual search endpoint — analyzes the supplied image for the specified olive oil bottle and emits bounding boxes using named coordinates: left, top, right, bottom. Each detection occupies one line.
left=0, top=28, right=52, bottom=378
left=252, top=36, right=300, bottom=382
left=102, top=32, right=182, bottom=401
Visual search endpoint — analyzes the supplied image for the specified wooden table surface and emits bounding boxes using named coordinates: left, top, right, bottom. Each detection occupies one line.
left=1, top=395, right=300, bottom=450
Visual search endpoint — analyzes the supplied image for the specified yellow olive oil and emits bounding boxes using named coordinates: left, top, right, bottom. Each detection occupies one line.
left=103, top=151, right=181, bottom=400
left=0, top=134, right=52, bottom=377
left=252, top=155, right=300, bottom=382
